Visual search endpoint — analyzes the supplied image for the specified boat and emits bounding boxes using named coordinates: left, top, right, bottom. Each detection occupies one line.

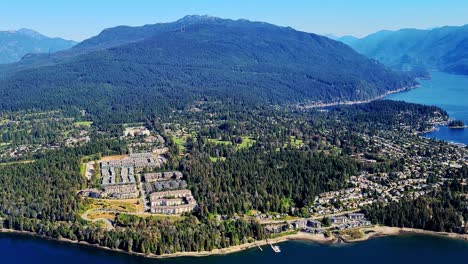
left=270, top=244, right=281, bottom=253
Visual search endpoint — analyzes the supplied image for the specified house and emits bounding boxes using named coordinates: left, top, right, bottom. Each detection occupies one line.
left=330, top=216, right=347, bottom=224
left=348, top=213, right=365, bottom=220
left=307, top=219, right=322, bottom=228
left=292, top=220, right=307, bottom=229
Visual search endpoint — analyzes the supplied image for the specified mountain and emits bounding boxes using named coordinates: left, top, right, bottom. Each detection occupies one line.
left=0, top=16, right=415, bottom=122
left=339, top=25, right=468, bottom=75
left=323, top=33, right=339, bottom=40
left=0, top=28, right=77, bottom=64
left=337, top=35, right=359, bottom=46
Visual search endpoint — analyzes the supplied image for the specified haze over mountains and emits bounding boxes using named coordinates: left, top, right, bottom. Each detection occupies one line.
left=0, top=15, right=414, bottom=121
left=337, top=25, right=468, bottom=75
left=0, top=29, right=77, bottom=64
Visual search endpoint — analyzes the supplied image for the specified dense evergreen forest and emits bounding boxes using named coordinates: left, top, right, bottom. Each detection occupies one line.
left=185, top=146, right=358, bottom=216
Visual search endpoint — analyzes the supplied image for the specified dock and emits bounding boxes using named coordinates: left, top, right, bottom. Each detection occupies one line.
left=266, top=239, right=281, bottom=253
left=255, top=242, right=263, bottom=251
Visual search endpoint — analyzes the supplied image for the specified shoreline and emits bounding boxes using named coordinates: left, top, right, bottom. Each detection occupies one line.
left=2, top=226, right=467, bottom=259
left=298, top=84, right=419, bottom=109
left=346, top=226, right=468, bottom=243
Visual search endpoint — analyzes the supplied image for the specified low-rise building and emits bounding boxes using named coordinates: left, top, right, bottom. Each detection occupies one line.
left=348, top=213, right=365, bottom=220
left=149, top=189, right=197, bottom=215
left=330, top=216, right=347, bottom=224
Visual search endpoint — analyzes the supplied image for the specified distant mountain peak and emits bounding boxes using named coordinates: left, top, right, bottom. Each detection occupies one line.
left=16, top=28, right=43, bottom=38
left=0, top=28, right=76, bottom=64
left=177, top=15, right=222, bottom=24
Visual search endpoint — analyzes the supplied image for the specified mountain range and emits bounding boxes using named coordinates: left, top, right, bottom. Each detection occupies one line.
left=337, top=25, right=468, bottom=75
left=0, top=16, right=414, bottom=122
left=0, top=28, right=77, bottom=64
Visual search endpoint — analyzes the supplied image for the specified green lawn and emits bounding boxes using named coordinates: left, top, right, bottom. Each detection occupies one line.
left=208, top=139, right=232, bottom=145
left=237, top=136, right=256, bottom=149
left=208, top=136, right=256, bottom=150
left=80, top=163, right=86, bottom=177
left=74, top=121, right=93, bottom=127
left=173, top=136, right=187, bottom=152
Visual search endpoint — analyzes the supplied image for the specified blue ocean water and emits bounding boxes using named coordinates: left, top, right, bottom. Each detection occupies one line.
left=1, top=232, right=467, bottom=264
left=385, top=72, right=468, bottom=145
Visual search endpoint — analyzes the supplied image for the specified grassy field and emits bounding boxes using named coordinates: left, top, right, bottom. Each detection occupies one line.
left=74, top=121, right=93, bottom=127
left=208, top=138, right=232, bottom=145
left=270, top=230, right=298, bottom=238
left=87, top=211, right=117, bottom=221
left=173, top=135, right=187, bottom=153
left=245, top=209, right=261, bottom=216
left=237, top=136, right=256, bottom=149
left=208, top=136, right=256, bottom=150
left=100, top=155, right=128, bottom=161
left=80, top=163, right=86, bottom=177
left=84, top=198, right=144, bottom=213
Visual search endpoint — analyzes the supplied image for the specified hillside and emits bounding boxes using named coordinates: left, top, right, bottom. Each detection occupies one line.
left=0, top=16, right=415, bottom=122
left=0, top=28, right=77, bottom=64
left=339, top=25, right=468, bottom=75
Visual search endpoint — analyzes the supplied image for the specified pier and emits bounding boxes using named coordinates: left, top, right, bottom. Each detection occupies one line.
left=266, top=239, right=281, bottom=253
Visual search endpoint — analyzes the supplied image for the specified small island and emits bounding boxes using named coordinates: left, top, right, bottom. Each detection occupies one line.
left=448, top=120, right=467, bottom=128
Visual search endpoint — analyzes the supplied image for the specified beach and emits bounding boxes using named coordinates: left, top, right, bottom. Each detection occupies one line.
left=345, top=226, right=468, bottom=243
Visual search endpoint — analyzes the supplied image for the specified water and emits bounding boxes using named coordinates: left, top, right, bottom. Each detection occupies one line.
left=385, top=72, right=468, bottom=145
left=1, top=233, right=467, bottom=264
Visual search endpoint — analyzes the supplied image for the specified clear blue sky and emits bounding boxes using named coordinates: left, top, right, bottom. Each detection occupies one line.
left=1, top=0, right=467, bottom=41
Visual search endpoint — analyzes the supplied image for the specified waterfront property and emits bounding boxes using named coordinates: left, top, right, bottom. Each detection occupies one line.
left=265, top=213, right=372, bottom=236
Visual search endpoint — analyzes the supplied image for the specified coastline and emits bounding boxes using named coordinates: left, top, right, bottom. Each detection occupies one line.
left=2, top=226, right=467, bottom=259
left=299, top=85, right=419, bottom=109
left=0, top=228, right=334, bottom=259
left=346, top=226, right=468, bottom=243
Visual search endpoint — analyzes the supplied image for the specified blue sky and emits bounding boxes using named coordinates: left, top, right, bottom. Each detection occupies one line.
left=1, top=0, right=467, bottom=41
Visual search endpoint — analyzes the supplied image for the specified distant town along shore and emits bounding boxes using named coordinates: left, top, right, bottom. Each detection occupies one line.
left=448, top=120, right=467, bottom=129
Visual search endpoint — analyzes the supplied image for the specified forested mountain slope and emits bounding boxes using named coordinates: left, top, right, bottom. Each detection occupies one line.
left=0, top=16, right=415, bottom=122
